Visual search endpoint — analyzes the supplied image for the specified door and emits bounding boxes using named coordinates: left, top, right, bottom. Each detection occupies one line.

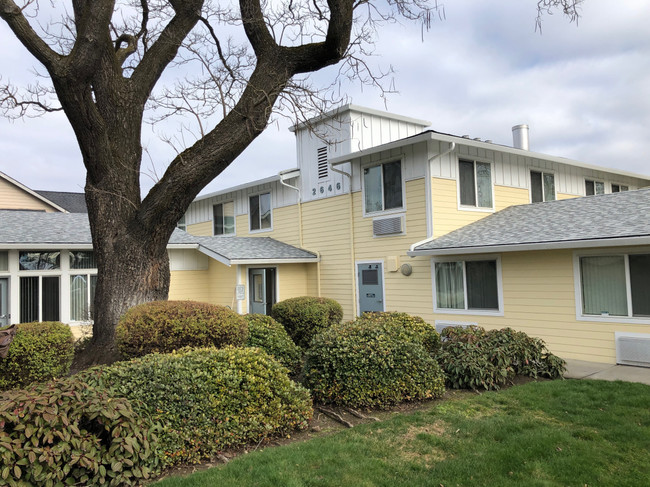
left=249, top=268, right=276, bottom=315
left=357, top=262, right=384, bottom=314
left=0, top=278, right=8, bottom=327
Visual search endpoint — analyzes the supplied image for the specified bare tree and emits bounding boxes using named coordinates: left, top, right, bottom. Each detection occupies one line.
left=0, top=0, right=582, bottom=362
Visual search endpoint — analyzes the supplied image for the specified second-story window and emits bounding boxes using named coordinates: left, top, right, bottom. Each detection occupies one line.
left=611, top=184, right=629, bottom=193
left=530, top=170, right=556, bottom=203
left=249, top=193, right=272, bottom=231
left=213, top=201, right=235, bottom=235
left=585, top=179, right=605, bottom=196
left=363, top=160, right=403, bottom=214
left=459, top=160, right=493, bottom=208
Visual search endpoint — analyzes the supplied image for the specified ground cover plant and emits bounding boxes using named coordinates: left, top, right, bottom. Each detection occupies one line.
left=304, top=318, right=445, bottom=408
left=271, top=296, right=343, bottom=348
left=154, top=379, right=650, bottom=487
left=116, top=300, right=248, bottom=359
left=78, top=346, right=313, bottom=467
left=0, top=321, right=74, bottom=390
left=245, top=314, right=302, bottom=376
left=436, top=325, right=566, bottom=390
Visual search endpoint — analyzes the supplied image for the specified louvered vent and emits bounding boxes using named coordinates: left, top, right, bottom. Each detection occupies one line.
left=317, top=146, right=328, bottom=179
left=615, top=333, right=650, bottom=368
left=373, top=216, right=403, bottom=236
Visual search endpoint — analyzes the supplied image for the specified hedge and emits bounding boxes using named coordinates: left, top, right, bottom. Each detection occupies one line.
left=245, top=314, right=302, bottom=376
left=271, top=296, right=343, bottom=348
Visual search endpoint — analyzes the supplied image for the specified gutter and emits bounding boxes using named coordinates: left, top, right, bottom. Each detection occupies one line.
left=279, top=169, right=304, bottom=248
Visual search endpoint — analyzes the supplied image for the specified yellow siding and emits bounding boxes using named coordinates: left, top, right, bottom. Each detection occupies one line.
left=208, top=260, right=239, bottom=308
left=186, top=221, right=212, bottom=236
left=277, top=264, right=317, bottom=301
left=494, top=185, right=530, bottom=211
left=253, top=205, right=301, bottom=246
left=0, top=178, right=58, bottom=211
left=557, top=193, right=577, bottom=201
left=169, top=270, right=213, bottom=302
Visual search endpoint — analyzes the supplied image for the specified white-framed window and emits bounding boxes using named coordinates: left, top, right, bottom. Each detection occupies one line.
left=20, top=275, right=60, bottom=322
left=458, top=159, right=493, bottom=209
left=611, top=183, right=629, bottom=193
left=176, top=215, right=186, bottom=232
left=585, top=179, right=605, bottom=196
left=213, top=201, right=235, bottom=235
left=0, top=251, right=8, bottom=272
left=70, top=274, right=97, bottom=322
left=432, top=256, right=503, bottom=315
left=363, top=160, right=404, bottom=214
left=575, top=252, right=650, bottom=321
left=249, top=192, right=272, bottom=232
left=530, top=170, right=556, bottom=203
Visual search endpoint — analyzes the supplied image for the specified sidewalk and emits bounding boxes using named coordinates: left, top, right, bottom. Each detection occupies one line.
left=564, top=359, right=650, bottom=385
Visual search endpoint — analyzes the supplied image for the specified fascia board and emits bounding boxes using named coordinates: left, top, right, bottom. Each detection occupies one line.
left=230, top=257, right=320, bottom=265
left=0, top=243, right=93, bottom=250
left=194, top=174, right=284, bottom=202
left=195, top=244, right=232, bottom=267
left=329, top=132, right=434, bottom=166
left=407, top=236, right=650, bottom=257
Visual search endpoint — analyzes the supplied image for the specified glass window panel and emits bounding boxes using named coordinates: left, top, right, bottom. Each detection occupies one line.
left=435, top=262, right=465, bottom=309
left=364, top=165, right=383, bottom=213
left=611, top=184, right=620, bottom=193
left=214, top=203, right=224, bottom=235
left=42, top=276, right=60, bottom=322
left=543, top=173, right=556, bottom=201
left=259, top=193, right=272, bottom=229
left=70, top=275, right=88, bottom=321
left=621, top=185, right=629, bottom=192
left=253, top=274, right=263, bottom=303
left=20, top=276, right=38, bottom=323
left=530, top=171, right=543, bottom=203
left=223, top=201, right=235, bottom=234
left=580, top=256, right=627, bottom=316
left=249, top=195, right=260, bottom=231
left=585, top=180, right=595, bottom=196
left=595, top=181, right=605, bottom=195
left=19, top=251, right=60, bottom=270
left=459, top=161, right=476, bottom=206
left=0, top=251, right=7, bottom=272
left=382, top=161, right=403, bottom=210
left=476, top=162, right=492, bottom=208
left=362, top=269, right=379, bottom=285
left=70, top=251, right=96, bottom=269
left=466, top=260, right=499, bottom=309
left=630, top=254, right=650, bottom=317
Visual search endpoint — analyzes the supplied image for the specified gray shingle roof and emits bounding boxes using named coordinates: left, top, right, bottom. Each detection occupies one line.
left=411, top=188, right=650, bottom=254
left=35, top=191, right=88, bottom=213
left=0, top=210, right=317, bottom=263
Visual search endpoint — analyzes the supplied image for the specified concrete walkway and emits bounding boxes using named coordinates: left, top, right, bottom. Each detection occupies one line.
left=564, top=359, right=650, bottom=385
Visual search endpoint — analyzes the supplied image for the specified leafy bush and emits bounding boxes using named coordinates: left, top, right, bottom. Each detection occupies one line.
left=271, top=296, right=343, bottom=348
left=0, top=322, right=74, bottom=391
left=0, top=374, right=159, bottom=486
left=304, top=320, right=445, bottom=408
left=245, top=314, right=302, bottom=376
left=116, top=300, right=248, bottom=358
left=79, top=347, right=312, bottom=467
left=436, top=326, right=566, bottom=390
left=357, top=312, right=441, bottom=354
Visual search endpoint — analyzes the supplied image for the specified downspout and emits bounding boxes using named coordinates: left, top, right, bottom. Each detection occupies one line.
left=330, top=160, right=358, bottom=317
left=421, top=141, right=456, bottom=243
left=279, top=170, right=303, bottom=248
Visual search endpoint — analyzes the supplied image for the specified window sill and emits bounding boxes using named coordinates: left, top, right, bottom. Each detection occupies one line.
left=363, top=208, right=405, bottom=218
left=457, top=205, right=495, bottom=213
left=434, top=307, right=503, bottom=317
left=249, top=228, right=273, bottom=235
left=576, top=314, right=650, bottom=325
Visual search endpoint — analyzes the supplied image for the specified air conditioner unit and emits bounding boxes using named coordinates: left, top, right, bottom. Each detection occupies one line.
left=373, top=215, right=404, bottom=236
left=434, top=321, right=476, bottom=335
left=615, top=332, right=650, bottom=368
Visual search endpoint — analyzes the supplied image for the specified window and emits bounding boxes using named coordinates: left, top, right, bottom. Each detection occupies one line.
left=459, top=160, right=493, bottom=208
left=611, top=184, right=629, bottom=193
left=434, top=259, right=500, bottom=312
left=0, top=251, right=7, bottom=272
left=249, top=193, right=272, bottom=231
left=70, top=274, right=97, bottom=321
left=585, top=179, right=605, bottom=196
left=530, top=170, right=556, bottom=202
left=20, top=275, right=60, bottom=322
left=177, top=215, right=186, bottom=232
left=363, top=160, right=403, bottom=214
left=70, top=251, right=96, bottom=269
left=213, top=201, right=235, bottom=235
left=19, top=251, right=60, bottom=270
left=579, top=254, right=650, bottom=318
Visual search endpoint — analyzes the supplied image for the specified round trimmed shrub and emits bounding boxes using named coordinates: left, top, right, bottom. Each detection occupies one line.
left=271, top=296, right=343, bottom=348
left=304, top=320, right=445, bottom=408
left=0, top=321, right=74, bottom=391
left=79, top=347, right=313, bottom=466
left=0, top=375, right=160, bottom=486
left=245, top=314, right=302, bottom=376
left=116, top=300, right=248, bottom=358
left=357, top=312, right=441, bottom=354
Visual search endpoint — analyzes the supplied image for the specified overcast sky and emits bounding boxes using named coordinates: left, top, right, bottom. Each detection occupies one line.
left=1, top=0, right=649, bottom=196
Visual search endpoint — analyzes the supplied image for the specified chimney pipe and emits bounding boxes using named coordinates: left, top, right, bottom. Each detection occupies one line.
left=512, top=124, right=529, bottom=150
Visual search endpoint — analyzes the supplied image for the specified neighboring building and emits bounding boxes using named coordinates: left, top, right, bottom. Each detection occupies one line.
left=34, top=191, right=88, bottom=213
left=2, top=105, right=650, bottom=365
left=0, top=171, right=69, bottom=212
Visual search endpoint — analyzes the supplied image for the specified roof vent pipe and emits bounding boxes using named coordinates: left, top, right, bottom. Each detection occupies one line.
left=512, top=124, right=529, bottom=150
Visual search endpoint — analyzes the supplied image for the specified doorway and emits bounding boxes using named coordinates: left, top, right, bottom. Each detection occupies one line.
left=0, top=278, right=9, bottom=327
left=357, top=262, right=385, bottom=314
left=249, top=268, right=276, bottom=315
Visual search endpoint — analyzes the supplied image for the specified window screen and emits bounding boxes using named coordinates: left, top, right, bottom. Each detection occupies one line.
left=580, top=256, right=627, bottom=316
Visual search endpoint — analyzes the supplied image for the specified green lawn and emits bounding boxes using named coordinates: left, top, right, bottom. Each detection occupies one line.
left=154, top=380, right=650, bottom=486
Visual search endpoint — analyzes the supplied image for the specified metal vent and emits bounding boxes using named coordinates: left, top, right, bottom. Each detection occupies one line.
left=616, top=333, right=650, bottom=368
left=317, top=146, right=328, bottom=179
left=373, top=216, right=403, bottom=236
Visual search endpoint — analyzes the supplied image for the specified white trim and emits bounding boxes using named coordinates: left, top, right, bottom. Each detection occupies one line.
left=431, top=255, right=504, bottom=316
left=194, top=174, right=282, bottom=202
left=456, top=157, right=495, bottom=213
left=230, top=258, right=319, bottom=265
left=572, top=248, right=650, bottom=324
left=361, top=157, right=407, bottom=218
left=584, top=177, right=606, bottom=196
left=355, top=259, right=386, bottom=316
left=529, top=168, right=557, bottom=203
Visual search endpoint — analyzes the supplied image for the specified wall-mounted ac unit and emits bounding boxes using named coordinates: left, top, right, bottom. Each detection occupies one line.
left=434, top=321, right=476, bottom=335
left=373, top=215, right=404, bottom=236
left=615, top=332, right=650, bottom=368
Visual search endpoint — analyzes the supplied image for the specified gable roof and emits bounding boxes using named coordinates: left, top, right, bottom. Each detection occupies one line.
left=0, top=171, right=68, bottom=212
left=0, top=210, right=318, bottom=265
left=35, top=191, right=87, bottom=213
left=409, top=189, right=650, bottom=256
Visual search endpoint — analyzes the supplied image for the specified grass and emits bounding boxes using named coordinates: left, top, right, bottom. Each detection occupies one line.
left=154, top=380, right=650, bottom=486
